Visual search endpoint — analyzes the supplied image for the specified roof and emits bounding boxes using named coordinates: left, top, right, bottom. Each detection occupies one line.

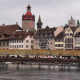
left=55, top=32, right=64, bottom=39
left=37, top=15, right=43, bottom=25
left=22, top=5, right=35, bottom=20
left=75, top=32, right=80, bottom=37
left=0, top=24, right=22, bottom=33
left=34, top=27, right=57, bottom=38
left=39, top=27, right=56, bottom=31
left=27, top=5, right=31, bottom=9
left=70, top=27, right=77, bottom=33
left=10, top=31, right=34, bottom=40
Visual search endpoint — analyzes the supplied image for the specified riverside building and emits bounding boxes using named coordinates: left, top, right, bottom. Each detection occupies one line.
left=0, top=5, right=80, bottom=50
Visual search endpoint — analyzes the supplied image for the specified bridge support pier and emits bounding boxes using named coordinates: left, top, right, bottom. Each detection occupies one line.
left=68, top=64, right=70, bottom=71
left=38, top=63, right=41, bottom=70
left=48, top=63, right=51, bottom=70
left=17, top=62, right=20, bottom=70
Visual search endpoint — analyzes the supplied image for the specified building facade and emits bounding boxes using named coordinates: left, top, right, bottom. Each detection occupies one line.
left=0, top=24, right=23, bottom=49
left=55, top=32, right=64, bottom=50
left=34, top=27, right=56, bottom=50
left=9, top=31, right=34, bottom=49
left=1, top=5, right=80, bottom=50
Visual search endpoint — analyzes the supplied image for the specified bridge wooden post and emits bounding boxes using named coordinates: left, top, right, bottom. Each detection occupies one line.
left=48, top=63, right=51, bottom=70
left=30, top=62, right=32, bottom=68
left=53, top=64, right=55, bottom=70
left=38, top=62, right=41, bottom=70
left=68, top=63, right=70, bottom=71
left=17, top=62, right=20, bottom=70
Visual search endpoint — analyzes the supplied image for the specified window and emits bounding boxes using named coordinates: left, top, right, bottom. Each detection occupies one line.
left=55, top=39, right=59, bottom=42
left=10, top=40, right=12, bottom=43
left=0, top=43, right=1, bottom=46
left=3, top=42, right=5, bottom=46
left=55, top=44, right=63, bottom=47
left=19, top=45, right=21, bottom=48
left=30, top=35, right=33, bottom=38
left=65, top=44, right=73, bottom=48
left=20, top=40, right=21, bottom=43
left=16, top=40, right=18, bottom=43
left=60, top=39, right=63, bottom=42
left=31, top=45, right=34, bottom=49
left=70, top=33, right=73, bottom=36
left=15, top=40, right=16, bottom=43
left=55, top=44, right=57, bottom=47
left=51, top=42, right=53, bottom=45
left=12, top=40, right=14, bottom=43
left=50, top=34, right=52, bottom=36
left=65, top=38, right=73, bottom=43
left=26, top=45, right=29, bottom=48
left=31, top=40, right=34, bottom=43
left=22, top=40, right=23, bottom=43
left=15, top=45, right=16, bottom=48
left=17, top=45, right=18, bottom=48
left=36, top=42, right=37, bottom=45
left=13, top=45, right=14, bottom=48
left=10, top=45, right=11, bottom=48
left=47, top=42, right=49, bottom=45
left=22, top=45, right=23, bottom=48
left=26, top=40, right=29, bottom=43
left=7, top=42, right=8, bottom=46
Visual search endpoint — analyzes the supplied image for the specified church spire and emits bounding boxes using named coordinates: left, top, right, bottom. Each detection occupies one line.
left=37, top=15, right=43, bottom=30
left=71, top=15, right=73, bottom=19
left=77, top=20, right=80, bottom=27
left=68, top=16, right=76, bottom=27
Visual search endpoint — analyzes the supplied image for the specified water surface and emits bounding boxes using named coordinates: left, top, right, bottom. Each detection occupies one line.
left=0, top=63, right=80, bottom=80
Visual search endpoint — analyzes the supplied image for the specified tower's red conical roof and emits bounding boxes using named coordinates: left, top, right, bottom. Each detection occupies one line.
left=25, top=11, right=32, bottom=16
left=22, top=5, right=35, bottom=20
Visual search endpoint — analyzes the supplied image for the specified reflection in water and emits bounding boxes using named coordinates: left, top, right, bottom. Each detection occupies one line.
left=0, top=63, right=80, bottom=80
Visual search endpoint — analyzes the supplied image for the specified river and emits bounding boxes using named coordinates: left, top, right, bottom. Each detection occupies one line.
left=0, top=63, right=80, bottom=80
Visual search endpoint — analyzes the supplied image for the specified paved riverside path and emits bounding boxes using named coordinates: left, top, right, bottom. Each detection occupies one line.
left=0, top=57, right=80, bottom=63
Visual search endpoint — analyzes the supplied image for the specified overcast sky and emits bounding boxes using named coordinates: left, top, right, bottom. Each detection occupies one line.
left=0, top=0, right=80, bottom=29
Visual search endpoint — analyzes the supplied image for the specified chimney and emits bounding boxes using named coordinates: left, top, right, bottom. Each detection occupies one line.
left=3, top=23, right=5, bottom=26
left=16, top=22, right=18, bottom=25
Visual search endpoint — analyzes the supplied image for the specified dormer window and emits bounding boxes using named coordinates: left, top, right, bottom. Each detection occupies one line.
left=19, top=35, right=23, bottom=38
left=13, top=36, right=15, bottom=38
left=50, top=34, right=52, bottom=36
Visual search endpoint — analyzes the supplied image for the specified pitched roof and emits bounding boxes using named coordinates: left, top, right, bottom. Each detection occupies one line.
left=39, top=27, right=56, bottom=31
left=55, top=32, right=64, bottom=39
left=37, top=15, right=43, bottom=25
left=70, top=27, right=77, bottom=33
left=10, top=31, right=34, bottom=40
left=75, top=32, right=80, bottom=37
left=34, top=27, right=56, bottom=38
left=22, top=5, right=35, bottom=20
left=0, top=24, right=22, bottom=33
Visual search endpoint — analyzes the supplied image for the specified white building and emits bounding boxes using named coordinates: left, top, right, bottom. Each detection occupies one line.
left=9, top=31, right=34, bottom=49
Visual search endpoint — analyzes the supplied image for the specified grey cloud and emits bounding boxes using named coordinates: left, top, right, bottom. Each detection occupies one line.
left=0, top=0, right=80, bottom=29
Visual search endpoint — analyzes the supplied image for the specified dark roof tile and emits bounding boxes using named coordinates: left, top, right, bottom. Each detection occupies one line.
left=70, top=27, right=77, bottom=33
left=55, top=32, right=64, bottom=39
left=0, top=24, right=23, bottom=33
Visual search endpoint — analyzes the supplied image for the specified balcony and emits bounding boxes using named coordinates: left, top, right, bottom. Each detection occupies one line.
left=65, top=47, right=73, bottom=50
left=65, top=41, right=73, bottom=43
left=39, top=44, right=47, bottom=46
